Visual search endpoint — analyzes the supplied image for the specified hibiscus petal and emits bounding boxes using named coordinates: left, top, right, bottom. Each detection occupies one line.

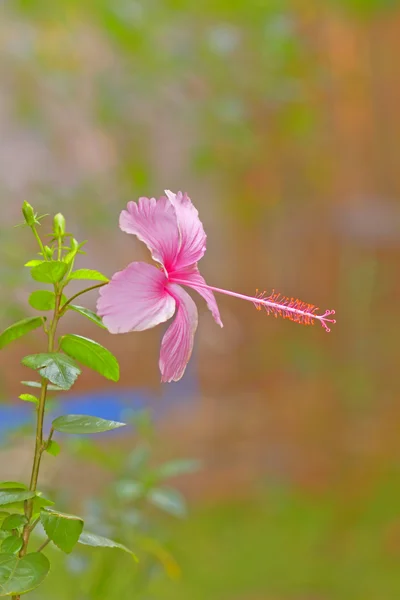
left=97, top=262, right=175, bottom=333
left=119, top=197, right=179, bottom=271
left=159, top=283, right=198, bottom=383
left=164, top=190, right=207, bottom=270
left=169, top=266, right=223, bottom=327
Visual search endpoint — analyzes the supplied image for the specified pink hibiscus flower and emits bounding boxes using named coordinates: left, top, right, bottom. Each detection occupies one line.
left=97, top=191, right=335, bottom=382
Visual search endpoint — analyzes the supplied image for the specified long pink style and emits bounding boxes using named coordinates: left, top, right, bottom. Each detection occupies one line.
left=171, top=278, right=336, bottom=332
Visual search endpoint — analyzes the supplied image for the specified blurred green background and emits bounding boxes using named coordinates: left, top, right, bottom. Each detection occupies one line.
left=2, top=0, right=400, bottom=598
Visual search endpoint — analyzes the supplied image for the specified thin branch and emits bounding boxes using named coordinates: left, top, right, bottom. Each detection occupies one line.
left=37, top=538, right=51, bottom=553
left=60, top=282, right=107, bottom=313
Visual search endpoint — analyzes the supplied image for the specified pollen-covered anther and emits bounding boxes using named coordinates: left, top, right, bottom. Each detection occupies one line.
left=254, top=289, right=336, bottom=332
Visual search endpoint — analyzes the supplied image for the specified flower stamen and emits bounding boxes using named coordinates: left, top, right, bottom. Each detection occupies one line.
left=254, top=289, right=336, bottom=332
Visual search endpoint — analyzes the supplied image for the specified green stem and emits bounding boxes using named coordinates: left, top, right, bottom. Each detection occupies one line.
left=30, top=226, right=48, bottom=260
left=29, top=517, right=40, bottom=533
left=37, top=538, right=51, bottom=553
left=60, top=282, right=107, bottom=313
left=46, top=427, right=55, bottom=446
left=20, top=287, right=62, bottom=559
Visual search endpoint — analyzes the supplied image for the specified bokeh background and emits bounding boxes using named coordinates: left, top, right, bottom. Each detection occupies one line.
left=1, top=0, right=400, bottom=598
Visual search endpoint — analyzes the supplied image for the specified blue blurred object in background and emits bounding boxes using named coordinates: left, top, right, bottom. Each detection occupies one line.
left=0, top=362, right=198, bottom=441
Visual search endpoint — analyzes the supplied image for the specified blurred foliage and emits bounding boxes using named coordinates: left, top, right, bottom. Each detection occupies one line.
left=32, top=476, right=400, bottom=600
left=331, top=0, right=400, bottom=15
left=33, top=410, right=201, bottom=598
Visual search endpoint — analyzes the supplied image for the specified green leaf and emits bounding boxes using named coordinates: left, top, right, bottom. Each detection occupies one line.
left=60, top=335, right=119, bottom=381
left=148, top=487, right=187, bottom=518
left=0, top=491, right=35, bottom=507
left=68, top=305, right=106, bottom=329
left=40, top=509, right=83, bottom=554
left=24, top=260, right=43, bottom=267
left=1, top=515, right=27, bottom=531
left=18, top=394, right=39, bottom=405
left=29, top=291, right=65, bottom=311
left=0, top=493, right=53, bottom=519
left=45, top=441, right=60, bottom=457
left=52, top=415, right=126, bottom=435
left=21, top=381, right=62, bottom=392
left=0, top=484, right=26, bottom=491
left=69, top=269, right=109, bottom=282
left=30, top=261, right=68, bottom=284
left=115, top=480, right=145, bottom=501
left=0, top=317, right=45, bottom=350
left=31, top=495, right=54, bottom=519
left=78, top=531, right=136, bottom=558
left=0, top=516, right=9, bottom=527
left=1, top=537, right=23, bottom=555
left=155, top=459, right=202, bottom=480
left=126, top=445, right=151, bottom=473
left=21, top=353, right=81, bottom=390
left=0, top=552, right=50, bottom=596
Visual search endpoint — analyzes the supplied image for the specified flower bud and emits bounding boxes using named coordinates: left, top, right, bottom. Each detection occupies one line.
left=53, top=213, right=66, bottom=238
left=22, top=201, right=36, bottom=227
left=43, top=246, right=53, bottom=259
left=70, top=238, right=79, bottom=252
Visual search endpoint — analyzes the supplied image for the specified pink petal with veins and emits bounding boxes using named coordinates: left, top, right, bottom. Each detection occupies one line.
left=119, top=196, right=179, bottom=271
left=159, top=283, right=198, bottom=383
left=97, top=262, right=175, bottom=333
left=164, top=190, right=207, bottom=270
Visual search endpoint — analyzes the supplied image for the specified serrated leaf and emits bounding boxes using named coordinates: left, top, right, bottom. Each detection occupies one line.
left=21, top=353, right=81, bottom=390
left=148, top=487, right=187, bottom=518
left=78, top=531, right=136, bottom=558
left=1, top=537, right=23, bottom=555
left=0, top=552, right=50, bottom=596
left=52, top=415, right=126, bottom=435
left=60, top=335, right=119, bottom=382
left=0, top=317, right=45, bottom=350
left=24, top=260, right=43, bottom=267
left=40, top=509, right=83, bottom=554
left=30, top=261, right=68, bottom=284
left=68, top=305, right=106, bottom=329
left=45, top=441, right=60, bottom=457
left=0, top=491, right=35, bottom=507
left=21, top=381, right=62, bottom=392
left=1, top=515, right=27, bottom=531
left=29, top=290, right=65, bottom=311
left=69, top=269, right=109, bottom=282
left=18, top=394, right=39, bottom=405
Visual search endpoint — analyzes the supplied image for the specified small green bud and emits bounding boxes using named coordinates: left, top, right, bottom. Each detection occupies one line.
left=53, top=213, right=66, bottom=238
left=70, top=238, right=79, bottom=252
left=22, top=201, right=37, bottom=227
left=43, top=246, right=53, bottom=259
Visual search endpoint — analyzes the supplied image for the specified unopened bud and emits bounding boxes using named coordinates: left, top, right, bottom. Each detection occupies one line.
left=22, top=201, right=36, bottom=227
left=70, top=238, right=79, bottom=252
left=53, top=213, right=66, bottom=238
left=43, top=246, right=53, bottom=259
